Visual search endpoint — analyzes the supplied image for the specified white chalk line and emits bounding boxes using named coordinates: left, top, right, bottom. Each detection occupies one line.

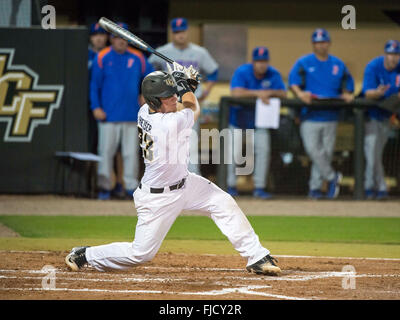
left=224, top=273, right=400, bottom=281
left=0, top=275, right=188, bottom=283
left=0, top=272, right=397, bottom=287
left=1, top=269, right=399, bottom=282
left=0, top=251, right=398, bottom=299
left=0, top=270, right=313, bottom=300
left=0, top=269, right=398, bottom=300
left=275, top=254, right=400, bottom=261
left=0, top=266, right=245, bottom=273
left=0, top=285, right=312, bottom=300
left=0, top=287, right=164, bottom=295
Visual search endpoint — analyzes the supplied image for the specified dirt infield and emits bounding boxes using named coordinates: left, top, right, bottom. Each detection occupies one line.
left=0, top=251, right=399, bottom=300
left=0, top=223, right=19, bottom=237
left=1, top=195, right=400, bottom=217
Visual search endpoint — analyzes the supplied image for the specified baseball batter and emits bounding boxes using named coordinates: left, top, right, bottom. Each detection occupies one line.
left=65, top=63, right=281, bottom=276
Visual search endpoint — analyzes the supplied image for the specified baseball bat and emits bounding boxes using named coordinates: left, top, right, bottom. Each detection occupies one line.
left=98, top=17, right=174, bottom=65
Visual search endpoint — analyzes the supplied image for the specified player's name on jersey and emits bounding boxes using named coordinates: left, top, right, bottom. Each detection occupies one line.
left=138, top=115, right=152, bottom=132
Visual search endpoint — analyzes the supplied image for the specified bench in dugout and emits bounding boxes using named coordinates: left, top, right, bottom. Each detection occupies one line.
left=55, top=152, right=101, bottom=198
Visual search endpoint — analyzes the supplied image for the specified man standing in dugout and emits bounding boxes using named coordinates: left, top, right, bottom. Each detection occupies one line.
left=361, top=40, right=400, bottom=200
left=65, top=63, right=281, bottom=277
left=228, top=46, right=287, bottom=199
left=289, top=28, right=355, bottom=200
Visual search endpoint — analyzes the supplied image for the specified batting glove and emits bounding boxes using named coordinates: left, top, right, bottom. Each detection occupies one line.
left=167, top=62, right=192, bottom=97
left=186, top=65, right=201, bottom=93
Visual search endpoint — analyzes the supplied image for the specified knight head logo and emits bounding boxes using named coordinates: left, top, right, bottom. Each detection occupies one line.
left=164, top=78, right=175, bottom=87
left=0, top=48, right=63, bottom=142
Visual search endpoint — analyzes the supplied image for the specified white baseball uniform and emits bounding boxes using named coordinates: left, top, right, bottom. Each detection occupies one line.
left=85, top=104, right=269, bottom=271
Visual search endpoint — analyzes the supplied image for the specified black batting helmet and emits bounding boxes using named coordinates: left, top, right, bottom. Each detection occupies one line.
left=142, top=71, right=177, bottom=110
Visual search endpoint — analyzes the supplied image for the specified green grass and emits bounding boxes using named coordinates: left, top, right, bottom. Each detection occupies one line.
left=0, top=215, right=399, bottom=244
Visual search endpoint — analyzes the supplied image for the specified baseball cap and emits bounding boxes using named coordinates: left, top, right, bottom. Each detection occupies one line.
left=311, top=28, right=331, bottom=43
left=171, top=18, right=188, bottom=33
left=384, top=40, right=400, bottom=54
left=90, top=23, right=107, bottom=35
left=116, top=22, right=129, bottom=30
left=252, top=46, right=269, bottom=61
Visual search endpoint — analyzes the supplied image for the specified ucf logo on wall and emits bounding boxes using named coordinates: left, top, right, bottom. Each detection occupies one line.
left=0, top=48, right=64, bottom=142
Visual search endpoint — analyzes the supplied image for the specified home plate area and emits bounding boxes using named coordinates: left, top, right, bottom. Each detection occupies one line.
left=0, top=251, right=399, bottom=300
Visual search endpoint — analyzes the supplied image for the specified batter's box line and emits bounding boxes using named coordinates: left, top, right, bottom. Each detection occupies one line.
left=0, top=274, right=189, bottom=283
left=0, top=274, right=253, bottom=288
left=0, top=285, right=315, bottom=300
left=275, top=254, right=400, bottom=261
left=0, top=266, right=246, bottom=273
left=1, top=268, right=400, bottom=280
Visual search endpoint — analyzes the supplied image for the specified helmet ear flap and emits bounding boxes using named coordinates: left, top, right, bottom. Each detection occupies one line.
left=145, top=96, right=162, bottom=110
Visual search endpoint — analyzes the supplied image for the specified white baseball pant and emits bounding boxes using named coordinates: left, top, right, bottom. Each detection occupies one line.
left=97, top=122, right=139, bottom=191
left=300, top=121, right=337, bottom=190
left=364, top=119, right=390, bottom=192
left=85, top=172, right=269, bottom=271
left=227, top=125, right=271, bottom=189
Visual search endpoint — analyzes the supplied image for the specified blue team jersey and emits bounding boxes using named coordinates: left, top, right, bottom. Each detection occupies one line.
left=362, top=56, right=400, bottom=121
left=90, top=46, right=154, bottom=122
left=88, top=47, right=96, bottom=72
left=229, top=64, right=286, bottom=128
left=289, top=53, right=354, bottom=122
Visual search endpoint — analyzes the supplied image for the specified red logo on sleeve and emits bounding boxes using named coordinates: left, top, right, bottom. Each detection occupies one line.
left=332, top=65, right=339, bottom=75
left=127, top=58, right=134, bottom=68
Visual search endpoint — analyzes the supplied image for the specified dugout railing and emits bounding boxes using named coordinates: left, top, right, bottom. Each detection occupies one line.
left=216, top=95, right=400, bottom=199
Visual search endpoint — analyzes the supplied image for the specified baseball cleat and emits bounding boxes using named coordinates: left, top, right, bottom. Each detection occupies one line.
left=246, top=255, right=281, bottom=276
left=111, top=183, right=125, bottom=199
left=98, top=189, right=111, bottom=200
left=308, top=189, right=323, bottom=200
left=253, top=188, right=272, bottom=200
left=326, top=172, right=343, bottom=199
left=365, top=189, right=375, bottom=200
left=376, top=190, right=389, bottom=200
left=227, top=187, right=239, bottom=197
left=65, top=246, right=89, bottom=271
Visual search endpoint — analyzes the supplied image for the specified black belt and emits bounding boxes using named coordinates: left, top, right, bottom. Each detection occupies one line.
left=139, top=178, right=186, bottom=193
